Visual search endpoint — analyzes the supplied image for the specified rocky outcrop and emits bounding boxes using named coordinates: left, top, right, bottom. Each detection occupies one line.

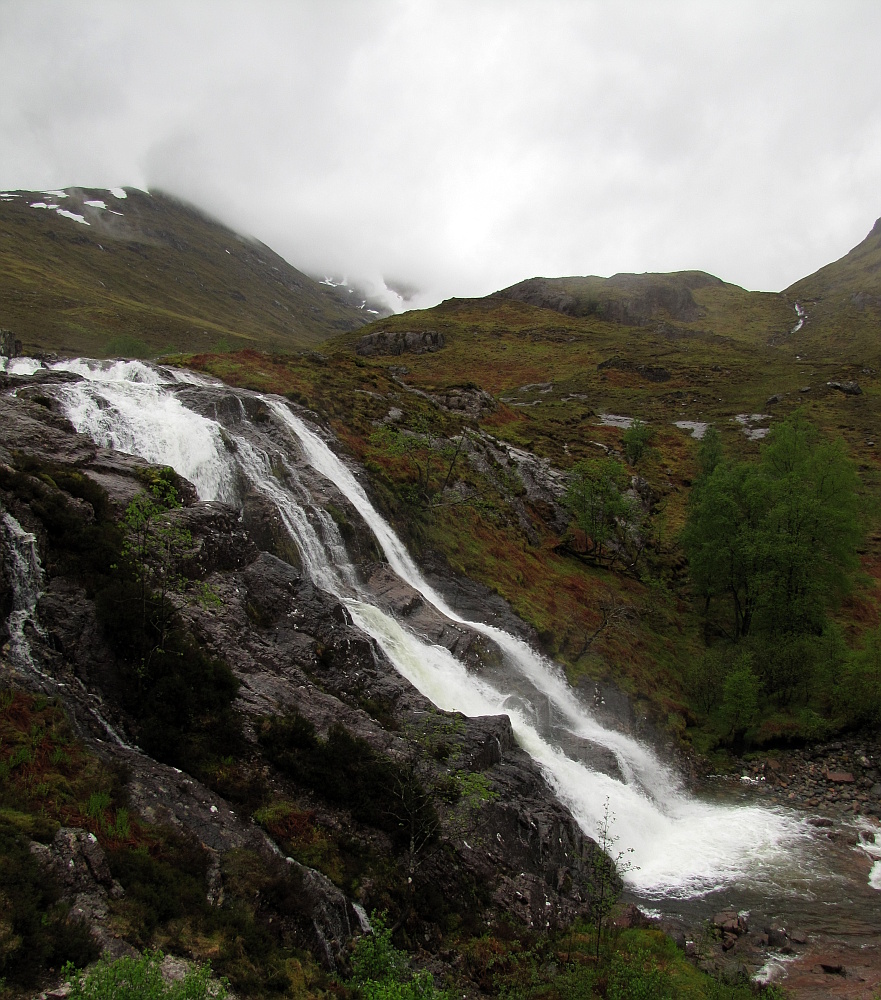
left=0, top=329, right=22, bottom=358
left=355, top=329, right=445, bottom=356
left=428, top=385, right=496, bottom=418
left=496, top=271, right=721, bottom=327
left=827, top=380, right=862, bottom=396
left=30, top=827, right=132, bottom=960
left=467, top=432, right=569, bottom=543
left=0, top=367, right=609, bottom=974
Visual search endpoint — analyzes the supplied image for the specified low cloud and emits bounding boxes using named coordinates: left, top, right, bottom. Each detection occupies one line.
left=2, top=1, right=880, bottom=310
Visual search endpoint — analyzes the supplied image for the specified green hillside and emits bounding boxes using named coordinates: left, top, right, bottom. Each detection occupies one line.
left=0, top=186, right=379, bottom=357
left=784, top=216, right=881, bottom=362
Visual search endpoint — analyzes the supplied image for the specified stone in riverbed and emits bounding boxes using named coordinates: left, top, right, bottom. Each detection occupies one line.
left=812, top=957, right=846, bottom=975
left=826, top=770, right=855, bottom=783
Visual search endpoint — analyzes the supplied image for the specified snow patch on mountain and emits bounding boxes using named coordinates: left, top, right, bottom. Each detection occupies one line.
left=57, top=209, right=89, bottom=225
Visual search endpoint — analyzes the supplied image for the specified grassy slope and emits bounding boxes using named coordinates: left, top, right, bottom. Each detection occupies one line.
left=182, top=237, right=881, bottom=745
left=784, top=216, right=881, bottom=363
left=0, top=187, right=372, bottom=357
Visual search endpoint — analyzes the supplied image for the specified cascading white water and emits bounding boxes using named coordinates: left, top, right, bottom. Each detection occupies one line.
left=265, top=397, right=816, bottom=898
left=0, top=504, right=139, bottom=750
left=25, top=357, right=817, bottom=899
left=1, top=511, right=50, bottom=677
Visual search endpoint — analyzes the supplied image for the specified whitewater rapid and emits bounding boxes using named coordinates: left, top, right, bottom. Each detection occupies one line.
left=6, top=356, right=818, bottom=899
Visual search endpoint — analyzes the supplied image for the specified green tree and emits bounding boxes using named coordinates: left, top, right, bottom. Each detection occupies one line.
left=562, top=458, right=638, bottom=567
left=719, top=656, right=760, bottom=748
left=684, top=648, right=725, bottom=715
left=682, top=459, right=770, bottom=639
left=622, top=419, right=654, bottom=466
left=832, top=627, right=881, bottom=728
left=120, top=474, right=194, bottom=668
left=683, top=413, right=862, bottom=644
left=757, top=413, right=861, bottom=636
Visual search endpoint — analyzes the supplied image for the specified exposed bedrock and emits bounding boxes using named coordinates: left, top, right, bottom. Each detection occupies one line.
left=0, top=375, right=611, bottom=961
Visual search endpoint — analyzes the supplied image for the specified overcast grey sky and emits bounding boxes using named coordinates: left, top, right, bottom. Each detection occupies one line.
left=1, top=1, right=879, bottom=310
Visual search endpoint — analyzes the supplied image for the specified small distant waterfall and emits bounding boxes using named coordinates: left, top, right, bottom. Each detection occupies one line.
left=14, top=357, right=820, bottom=900
left=0, top=507, right=137, bottom=749
left=1, top=510, right=49, bottom=677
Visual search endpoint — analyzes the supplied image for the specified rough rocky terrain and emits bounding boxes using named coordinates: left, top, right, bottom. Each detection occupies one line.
left=0, top=368, right=609, bottom=987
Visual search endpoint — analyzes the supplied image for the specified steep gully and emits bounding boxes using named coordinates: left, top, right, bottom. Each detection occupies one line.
left=3, top=357, right=881, bottom=991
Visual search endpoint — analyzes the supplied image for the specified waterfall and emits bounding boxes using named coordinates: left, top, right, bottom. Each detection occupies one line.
left=25, top=357, right=816, bottom=900
left=1, top=510, right=49, bottom=677
left=0, top=508, right=138, bottom=750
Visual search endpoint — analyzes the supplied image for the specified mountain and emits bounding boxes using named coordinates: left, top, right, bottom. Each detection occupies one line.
left=0, top=186, right=387, bottom=358
left=784, top=216, right=881, bottom=360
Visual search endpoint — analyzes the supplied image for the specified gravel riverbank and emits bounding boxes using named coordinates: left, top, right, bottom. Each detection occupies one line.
left=666, top=737, right=881, bottom=998
left=719, top=738, right=881, bottom=819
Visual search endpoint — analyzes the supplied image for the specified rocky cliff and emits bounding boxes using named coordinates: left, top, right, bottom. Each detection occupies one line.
left=0, top=365, right=608, bottom=995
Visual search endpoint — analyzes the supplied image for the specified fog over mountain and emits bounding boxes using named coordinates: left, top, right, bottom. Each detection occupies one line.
left=1, top=0, right=880, bottom=310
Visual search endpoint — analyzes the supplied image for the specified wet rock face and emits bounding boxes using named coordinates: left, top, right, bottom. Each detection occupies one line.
left=183, top=550, right=605, bottom=928
left=30, top=827, right=131, bottom=960
left=167, top=501, right=258, bottom=577
left=355, top=329, right=445, bottom=357
left=1, top=370, right=610, bottom=965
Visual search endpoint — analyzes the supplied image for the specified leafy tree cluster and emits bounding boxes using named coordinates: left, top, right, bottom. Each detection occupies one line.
left=682, top=415, right=871, bottom=741
left=559, top=457, right=643, bottom=570
left=684, top=416, right=861, bottom=642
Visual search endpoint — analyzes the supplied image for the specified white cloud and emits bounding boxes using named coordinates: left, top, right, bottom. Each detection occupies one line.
left=1, top=0, right=880, bottom=309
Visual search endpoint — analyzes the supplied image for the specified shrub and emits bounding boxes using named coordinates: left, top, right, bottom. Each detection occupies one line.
left=258, top=715, right=438, bottom=853
left=351, top=913, right=449, bottom=1000
left=63, top=950, right=227, bottom=1000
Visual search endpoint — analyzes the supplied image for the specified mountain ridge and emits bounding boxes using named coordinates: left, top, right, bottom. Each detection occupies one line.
left=0, top=186, right=388, bottom=358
